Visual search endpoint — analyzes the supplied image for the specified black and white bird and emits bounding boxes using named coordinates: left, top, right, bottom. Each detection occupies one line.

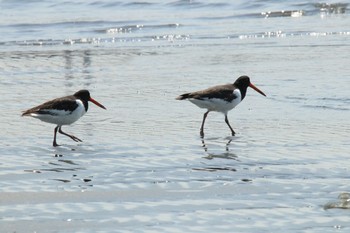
left=176, top=75, right=266, bottom=137
left=22, top=90, right=106, bottom=147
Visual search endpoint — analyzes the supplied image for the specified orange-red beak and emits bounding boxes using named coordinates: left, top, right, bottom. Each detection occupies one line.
left=249, top=83, right=266, bottom=97
left=89, top=97, right=107, bottom=110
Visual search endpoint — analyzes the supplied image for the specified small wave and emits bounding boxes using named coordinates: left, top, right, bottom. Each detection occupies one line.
left=314, top=3, right=348, bottom=14
left=302, top=97, right=350, bottom=111
left=192, top=166, right=237, bottom=172
left=269, top=96, right=350, bottom=111
left=101, top=23, right=181, bottom=34
left=237, top=30, right=350, bottom=39
left=8, top=20, right=139, bottom=30
left=261, top=10, right=305, bottom=18
left=167, top=0, right=201, bottom=7
left=302, top=104, right=349, bottom=111
left=55, top=1, right=155, bottom=8
left=2, top=32, right=191, bottom=47
left=3, top=38, right=100, bottom=46
left=167, top=0, right=229, bottom=9
left=317, top=97, right=350, bottom=102
left=285, top=96, right=308, bottom=101
left=99, top=1, right=157, bottom=8
left=232, top=2, right=349, bottom=19
left=123, top=1, right=156, bottom=7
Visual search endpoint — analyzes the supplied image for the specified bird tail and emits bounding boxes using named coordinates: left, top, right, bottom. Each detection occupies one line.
left=176, top=93, right=192, bottom=100
left=21, top=109, right=35, bottom=117
left=21, top=111, right=31, bottom=117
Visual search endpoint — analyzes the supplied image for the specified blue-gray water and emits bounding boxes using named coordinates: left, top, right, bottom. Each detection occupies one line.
left=1, top=0, right=350, bottom=232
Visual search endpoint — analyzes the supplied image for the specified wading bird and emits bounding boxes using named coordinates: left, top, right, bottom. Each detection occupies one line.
left=176, top=75, right=266, bottom=137
left=22, top=90, right=106, bottom=146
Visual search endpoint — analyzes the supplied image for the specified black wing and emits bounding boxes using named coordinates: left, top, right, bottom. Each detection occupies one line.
left=22, top=96, right=78, bottom=116
left=177, top=84, right=238, bottom=102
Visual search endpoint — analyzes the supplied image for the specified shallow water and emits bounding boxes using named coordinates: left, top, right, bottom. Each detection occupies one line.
left=1, top=0, right=350, bottom=232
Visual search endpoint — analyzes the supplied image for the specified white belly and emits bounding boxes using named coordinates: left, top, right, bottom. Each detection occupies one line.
left=189, top=89, right=242, bottom=114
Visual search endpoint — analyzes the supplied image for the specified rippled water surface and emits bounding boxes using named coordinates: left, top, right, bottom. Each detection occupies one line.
left=1, top=0, right=350, bottom=232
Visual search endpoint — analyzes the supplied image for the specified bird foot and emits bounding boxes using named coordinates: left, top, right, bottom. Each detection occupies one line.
left=53, top=142, right=60, bottom=147
left=69, top=135, right=82, bottom=142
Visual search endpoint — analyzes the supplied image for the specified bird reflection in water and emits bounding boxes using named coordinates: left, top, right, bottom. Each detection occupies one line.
left=201, top=137, right=238, bottom=161
left=24, top=152, right=93, bottom=189
left=192, top=137, right=238, bottom=173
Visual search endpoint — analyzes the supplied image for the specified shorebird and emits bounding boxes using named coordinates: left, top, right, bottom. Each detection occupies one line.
left=176, top=75, right=266, bottom=137
left=22, top=90, right=106, bottom=147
